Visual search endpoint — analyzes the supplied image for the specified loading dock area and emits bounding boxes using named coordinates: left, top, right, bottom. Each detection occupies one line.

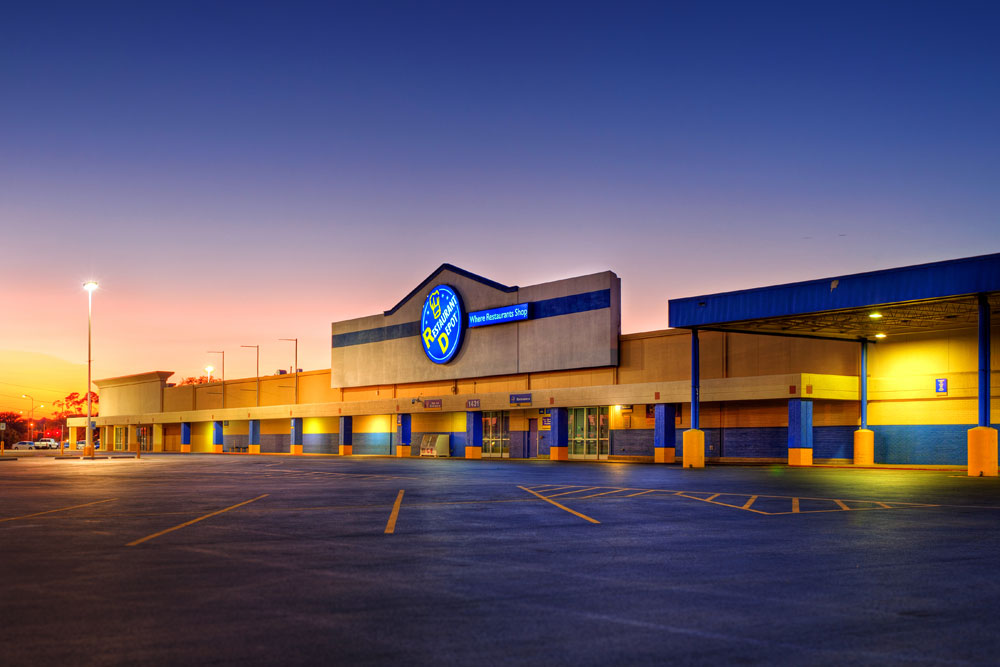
left=4, top=455, right=1000, bottom=664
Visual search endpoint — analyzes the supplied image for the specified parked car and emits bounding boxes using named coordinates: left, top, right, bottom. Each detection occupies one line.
left=35, top=438, right=59, bottom=449
left=12, top=441, right=35, bottom=450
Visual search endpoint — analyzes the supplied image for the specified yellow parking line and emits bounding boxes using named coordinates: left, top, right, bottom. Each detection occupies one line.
left=834, top=499, right=850, bottom=510
left=384, top=490, right=405, bottom=534
left=0, top=498, right=117, bottom=523
left=706, top=493, right=721, bottom=501
left=792, top=498, right=800, bottom=513
left=546, top=487, right=600, bottom=498
left=519, top=486, right=600, bottom=524
left=578, top=488, right=631, bottom=499
left=625, top=489, right=656, bottom=497
left=126, top=494, right=268, bottom=546
left=741, top=496, right=758, bottom=510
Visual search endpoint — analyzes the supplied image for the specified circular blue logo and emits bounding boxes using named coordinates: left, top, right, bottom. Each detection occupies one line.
left=420, top=285, right=464, bottom=364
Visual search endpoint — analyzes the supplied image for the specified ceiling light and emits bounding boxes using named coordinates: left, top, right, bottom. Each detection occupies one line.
left=869, top=312, right=882, bottom=319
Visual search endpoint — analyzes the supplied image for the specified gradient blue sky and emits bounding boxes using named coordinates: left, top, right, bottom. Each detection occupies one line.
left=2, top=1, right=998, bottom=411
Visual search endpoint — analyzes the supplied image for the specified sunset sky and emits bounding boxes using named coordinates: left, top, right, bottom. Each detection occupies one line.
left=2, top=1, right=998, bottom=415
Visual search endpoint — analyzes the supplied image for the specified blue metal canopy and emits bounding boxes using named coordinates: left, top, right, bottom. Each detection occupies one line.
left=668, top=253, right=1000, bottom=339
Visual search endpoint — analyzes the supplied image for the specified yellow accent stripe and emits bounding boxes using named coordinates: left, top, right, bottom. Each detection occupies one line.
left=519, top=486, right=600, bottom=524
left=384, top=490, right=405, bottom=534
left=792, top=498, right=800, bottom=513
left=578, top=489, right=632, bottom=499
left=741, top=496, right=758, bottom=510
left=126, top=494, right=268, bottom=546
left=0, top=498, right=116, bottom=523
left=546, top=486, right=600, bottom=498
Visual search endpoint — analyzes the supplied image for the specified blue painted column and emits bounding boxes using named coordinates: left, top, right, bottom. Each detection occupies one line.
left=248, top=419, right=260, bottom=454
left=788, top=399, right=813, bottom=466
left=968, top=293, right=997, bottom=476
left=212, top=420, right=224, bottom=453
left=691, top=329, right=701, bottom=430
left=979, top=293, right=992, bottom=428
left=290, top=417, right=303, bottom=454
left=854, top=338, right=874, bottom=465
left=465, top=411, right=483, bottom=459
left=549, top=407, right=568, bottom=461
left=339, top=416, right=353, bottom=456
left=181, top=422, right=191, bottom=452
left=397, top=413, right=412, bottom=457
left=653, top=404, right=676, bottom=463
left=683, top=330, right=705, bottom=467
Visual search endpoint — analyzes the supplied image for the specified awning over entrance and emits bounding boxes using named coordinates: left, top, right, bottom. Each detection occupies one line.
left=667, top=253, right=1000, bottom=472
left=668, top=253, right=1000, bottom=340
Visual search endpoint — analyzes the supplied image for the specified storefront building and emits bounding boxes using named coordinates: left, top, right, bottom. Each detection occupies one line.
left=68, top=256, right=999, bottom=473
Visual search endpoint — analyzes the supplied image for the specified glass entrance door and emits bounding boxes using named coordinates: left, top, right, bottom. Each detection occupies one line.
left=137, top=426, right=152, bottom=452
left=482, top=411, right=509, bottom=458
left=569, top=407, right=609, bottom=459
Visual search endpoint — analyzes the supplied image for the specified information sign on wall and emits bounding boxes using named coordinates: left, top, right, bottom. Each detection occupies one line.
left=421, top=285, right=464, bottom=364
left=935, top=378, right=948, bottom=395
left=423, top=399, right=443, bottom=409
left=509, top=393, right=532, bottom=407
left=466, top=399, right=481, bottom=409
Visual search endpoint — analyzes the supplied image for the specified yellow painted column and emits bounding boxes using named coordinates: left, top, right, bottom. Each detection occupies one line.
left=682, top=429, right=705, bottom=468
left=152, top=424, right=164, bottom=452
left=968, top=427, right=998, bottom=477
left=853, top=429, right=874, bottom=465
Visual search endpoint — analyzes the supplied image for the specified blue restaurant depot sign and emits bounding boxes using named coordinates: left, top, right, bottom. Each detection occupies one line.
left=421, top=285, right=464, bottom=364
left=468, top=303, right=530, bottom=328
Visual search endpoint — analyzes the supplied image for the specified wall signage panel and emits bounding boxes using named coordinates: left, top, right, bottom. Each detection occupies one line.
left=421, top=285, right=464, bottom=364
left=466, top=399, right=481, bottom=409
left=935, top=378, right=948, bottom=395
left=423, top=399, right=443, bottom=409
left=510, top=393, right=532, bottom=407
left=468, top=303, right=529, bottom=328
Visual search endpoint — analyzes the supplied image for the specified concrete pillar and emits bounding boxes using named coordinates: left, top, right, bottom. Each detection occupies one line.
left=969, top=293, right=997, bottom=476
left=339, top=416, right=353, bottom=456
left=248, top=419, right=261, bottom=455
left=549, top=407, right=568, bottom=461
left=290, top=418, right=303, bottom=455
left=181, top=422, right=192, bottom=453
left=153, top=424, right=164, bottom=452
left=788, top=398, right=813, bottom=466
left=653, top=404, right=676, bottom=463
left=683, top=329, right=705, bottom=468
left=127, top=425, right=138, bottom=453
left=854, top=429, right=874, bottom=465
left=396, top=413, right=412, bottom=457
left=212, top=421, right=224, bottom=454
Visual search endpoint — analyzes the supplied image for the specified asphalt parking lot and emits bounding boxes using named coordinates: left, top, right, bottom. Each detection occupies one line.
left=3, top=454, right=1000, bottom=666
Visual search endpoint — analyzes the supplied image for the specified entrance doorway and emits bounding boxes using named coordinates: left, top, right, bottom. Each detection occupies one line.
left=482, top=411, right=509, bottom=458
left=137, top=426, right=153, bottom=452
left=569, top=407, right=609, bottom=459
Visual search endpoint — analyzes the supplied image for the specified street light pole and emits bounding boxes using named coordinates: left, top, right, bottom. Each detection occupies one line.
left=279, top=338, right=298, bottom=404
left=208, top=350, right=225, bottom=408
left=241, top=345, right=260, bottom=406
left=21, top=394, right=35, bottom=441
left=83, top=280, right=98, bottom=457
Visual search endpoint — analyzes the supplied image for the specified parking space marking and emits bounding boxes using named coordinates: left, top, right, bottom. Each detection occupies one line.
left=384, top=490, right=405, bottom=534
left=126, top=494, right=269, bottom=546
left=0, top=498, right=117, bottom=523
left=519, top=486, right=600, bottom=524
left=524, top=485, right=940, bottom=516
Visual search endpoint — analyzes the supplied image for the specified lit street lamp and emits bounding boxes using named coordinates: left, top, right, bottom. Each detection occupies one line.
left=83, top=280, right=98, bottom=457
left=21, top=394, right=43, bottom=441
left=241, top=345, right=260, bottom=406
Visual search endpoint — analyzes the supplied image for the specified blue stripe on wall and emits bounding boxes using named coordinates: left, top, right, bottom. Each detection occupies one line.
left=331, top=289, right=611, bottom=349
left=332, top=322, right=421, bottom=349
left=874, top=425, right=970, bottom=465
